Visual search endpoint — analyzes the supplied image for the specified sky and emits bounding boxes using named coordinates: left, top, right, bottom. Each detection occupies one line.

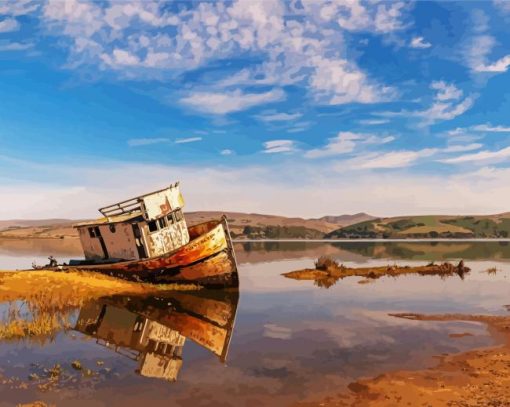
left=1, top=0, right=510, bottom=219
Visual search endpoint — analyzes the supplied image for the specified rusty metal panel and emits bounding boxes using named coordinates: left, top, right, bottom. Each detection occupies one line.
left=142, top=186, right=184, bottom=221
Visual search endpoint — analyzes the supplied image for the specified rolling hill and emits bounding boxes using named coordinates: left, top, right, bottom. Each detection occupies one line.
left=0, top=211, right=372, bottom=240
left=326, top=213, right=510, bottom=239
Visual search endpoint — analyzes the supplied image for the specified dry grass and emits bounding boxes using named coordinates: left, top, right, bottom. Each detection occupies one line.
left=0, top=270, right=199, bottom=305
left=0, top=270, right=199, bottom=341
left=17, top=402, right=55, bottom=407
left=485, top=266, right=499, bottom=275
left=283, top=257, right=470, bottom=288
left=314, top=256, right=342, bottom=273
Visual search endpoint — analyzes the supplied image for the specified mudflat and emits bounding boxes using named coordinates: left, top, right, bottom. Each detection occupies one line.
left=299, top=313, right=510, bottom=406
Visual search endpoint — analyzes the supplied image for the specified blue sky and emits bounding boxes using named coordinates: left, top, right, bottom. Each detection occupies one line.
left=1, top=0, right=510, bottom=219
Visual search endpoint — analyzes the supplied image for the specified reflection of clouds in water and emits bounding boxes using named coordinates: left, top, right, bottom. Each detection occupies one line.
left=263, top=324, right=292, bottom=340
left=1, top=242, right=510, bottom=405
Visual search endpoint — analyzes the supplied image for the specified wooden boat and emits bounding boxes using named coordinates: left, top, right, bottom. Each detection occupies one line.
left=55, top=216, right=238, bottom=288
left=36, top=182, right=239, bottom=288
left=74, top=289, right=239, bottom=382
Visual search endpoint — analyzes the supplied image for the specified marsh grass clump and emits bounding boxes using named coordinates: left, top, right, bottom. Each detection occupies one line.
left=314, top=256, right=342, bottom=273
left=485, top=267, right=499, bottom=275
left=284, top=259, right=471, bottom=287
left=0, top=301, right=74, bottom=344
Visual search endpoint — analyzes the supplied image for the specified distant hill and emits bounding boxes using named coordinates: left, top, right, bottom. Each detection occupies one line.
left=0, top=219, right=77, bottom=231
left=312, top=212, right=376, bottom=226
left=326, top=213, right=510, bottom=239
left=4, top=212, right=510, bottom=240
left=0, top=211, right=372, bottom=240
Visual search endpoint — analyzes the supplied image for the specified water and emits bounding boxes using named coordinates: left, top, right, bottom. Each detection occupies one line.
left=1, top=239, right=510, bottom=406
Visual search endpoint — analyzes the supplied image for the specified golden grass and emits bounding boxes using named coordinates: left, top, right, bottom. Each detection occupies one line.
left=0, top=270, right=200, bottom=341
left=283, top=257, right=470, bottom=288
left=17, top=403, right=55, bottom=407
left=0, top=270, right=199, bottom=305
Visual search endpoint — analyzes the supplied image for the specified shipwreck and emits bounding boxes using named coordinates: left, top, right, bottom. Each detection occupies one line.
left=44, top=182, right=238, bottom=288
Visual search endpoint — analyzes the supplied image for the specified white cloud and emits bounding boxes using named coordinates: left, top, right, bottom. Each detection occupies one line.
left=180, top=88, right=285, bottom=115
left=410, top=36, right=431, bottom=49
left=127, top=137, right=169, bottom=147
left=287, top=121, right=312, bottom=133
left=4, top=157, right=510, bottom=219
left=327, top=0, right=408, bottom=33
left=36, top=0, right=402, bottom=108
left=417, top=81, right=474, bottom=125
left=494, top=0, right=510, bottom=13
left=305, top=131, right=394, bottom=159
left=358, top=119, right=389, bottom=125
left=439, top=146, right=510, bottom=164
left=0, top=18, right=19, bottom=33
left=309, top=56, right=395, bottom=105
left=0, top=0, right=39, bottom=16
left=443, top=143, right=483, bottom=153
left=101, top=48, right=140, bottom=67
left=472, top=124, right=510, bottom=132
left=430, top=81, right=462, bottom=101
left=477, top=55, right=510, bottom=73
left=305, top=132, right=359, bottom=158
left=419, top=97, right=475, bottom=125
left=464, top=11, right=510, bottom=74
left=345, top=149, right=435, bottom=170
left=255, top=112, right=302, bottom=123
left=0, top=41, right=34, bottom=51
left=220, top=149, right=233, bottom=156
left=263, top=140, right=295, bottom=154
left=175, top=137, right=202, bottom=144
left=373, top=81, right=473, bottom=126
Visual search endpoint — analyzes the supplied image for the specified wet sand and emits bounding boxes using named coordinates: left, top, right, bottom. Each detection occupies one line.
left=300, top=313, right=510, bottom=406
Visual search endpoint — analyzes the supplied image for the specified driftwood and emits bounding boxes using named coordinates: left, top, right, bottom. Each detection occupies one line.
left=282, top=256, right=470, bottom=288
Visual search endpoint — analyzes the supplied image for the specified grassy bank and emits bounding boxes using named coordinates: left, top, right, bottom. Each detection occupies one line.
left=0, top=270, right=198, bottom=342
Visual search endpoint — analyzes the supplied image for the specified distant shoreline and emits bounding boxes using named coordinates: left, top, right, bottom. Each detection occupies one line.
left=233, top=238, right=510, bottom=242
left=2, top=236, right=510, bottom=243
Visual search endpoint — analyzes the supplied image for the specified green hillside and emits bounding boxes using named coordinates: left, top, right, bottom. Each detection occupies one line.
left=326, top=214, right=510, bottom=239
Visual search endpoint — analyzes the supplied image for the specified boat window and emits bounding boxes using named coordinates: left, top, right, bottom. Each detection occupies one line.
left=109, top=224, right=116, bottom=233
left=167, top=214, right=174, bottom=225
left=88, top=227, right=95, bottom=238
left=148, top=220, right=158, bottom=232
left=158, top=217, right=167, bottom=229
left=175, top=209, right=183, bottom=222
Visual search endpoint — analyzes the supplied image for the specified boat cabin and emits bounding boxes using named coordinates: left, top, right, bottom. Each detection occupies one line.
left=74, top=182, right=190, bottom=261
left=75, top=301, right=185, bottom=382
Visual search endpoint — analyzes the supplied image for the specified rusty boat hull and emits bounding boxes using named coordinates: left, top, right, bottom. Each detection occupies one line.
left=58, top=217, right=238, bottom=288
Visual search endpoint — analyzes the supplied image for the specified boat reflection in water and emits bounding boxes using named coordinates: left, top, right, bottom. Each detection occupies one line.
left=74, top=289, right=239, bottom=382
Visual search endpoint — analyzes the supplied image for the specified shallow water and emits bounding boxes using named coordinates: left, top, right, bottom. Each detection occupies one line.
left=1, top=240, right=510, bottom=406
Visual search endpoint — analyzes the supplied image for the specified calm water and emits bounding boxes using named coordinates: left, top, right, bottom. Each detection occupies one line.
left=1, top=239, right=510, bottom=406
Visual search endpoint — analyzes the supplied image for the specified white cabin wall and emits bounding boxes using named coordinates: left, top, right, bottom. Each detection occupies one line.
left=143, top=186, right=184, bottom=220
left=98, top=223, right=139, bottom=260
left=141, top=219, right=190, bottom=258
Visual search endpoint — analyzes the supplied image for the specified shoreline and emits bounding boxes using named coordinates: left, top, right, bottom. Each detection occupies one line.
left=2, top=236, right=510, bottom=243
left=300, top=312, right=510, bottom=406
left=234, top=238, right=510, bottom=242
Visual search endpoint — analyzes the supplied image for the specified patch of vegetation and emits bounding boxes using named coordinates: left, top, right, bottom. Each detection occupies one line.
left=327, top=215, right=510, bottom=239
left=242, top=225, right=324, bottom=239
